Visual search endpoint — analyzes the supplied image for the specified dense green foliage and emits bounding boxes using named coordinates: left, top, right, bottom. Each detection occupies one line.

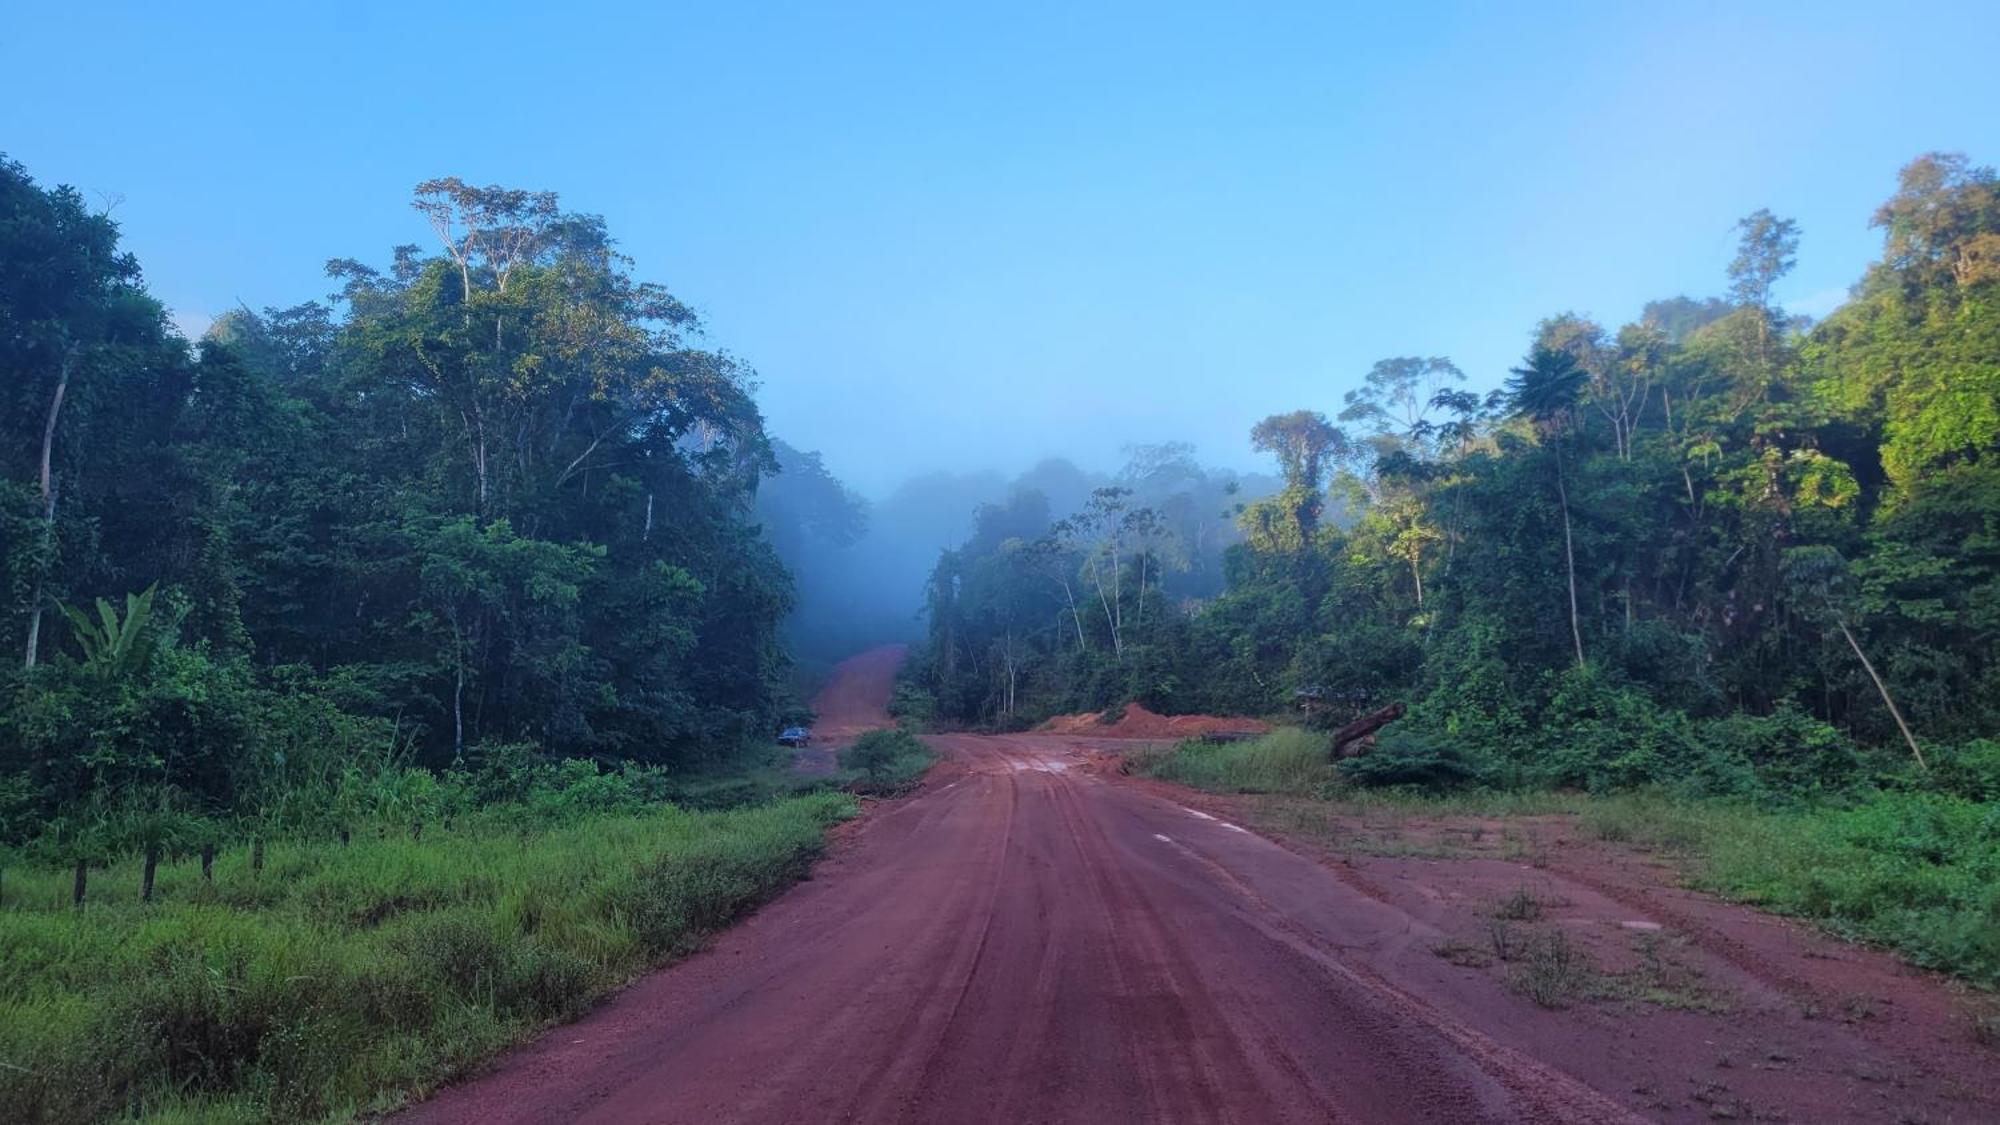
left=0, top=786, right=854, bottom=1123
left=836, top=728, right=936, bottom=791
left=0, top=157, right=858, bottom=877
left=911, top=153, right=2000, bottom=802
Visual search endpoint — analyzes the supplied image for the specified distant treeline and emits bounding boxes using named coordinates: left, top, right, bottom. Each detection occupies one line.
left=756, top=447, right=1279, bottom=673
left=907, top=152, right=2000, bottom=800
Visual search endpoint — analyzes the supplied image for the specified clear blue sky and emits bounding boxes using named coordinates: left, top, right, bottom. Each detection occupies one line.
left=6, top=1, right=1999, bottom=495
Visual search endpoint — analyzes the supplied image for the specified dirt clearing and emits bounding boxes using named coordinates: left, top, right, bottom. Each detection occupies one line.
left=1036, top=701, right=1270, bottom=739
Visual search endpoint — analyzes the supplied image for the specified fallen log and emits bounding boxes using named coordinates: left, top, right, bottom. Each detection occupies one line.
left=1328, top=702, right=1405, bottom=759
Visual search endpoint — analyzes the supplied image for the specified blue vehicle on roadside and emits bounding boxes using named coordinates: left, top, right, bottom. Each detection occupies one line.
left=777, top=725, right=812, bottom=748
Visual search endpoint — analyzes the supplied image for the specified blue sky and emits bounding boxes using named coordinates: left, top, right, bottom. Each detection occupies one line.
left=6, top=1, right=1999, bottom=495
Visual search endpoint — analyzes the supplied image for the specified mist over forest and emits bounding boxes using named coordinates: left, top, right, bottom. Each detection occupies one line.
left=757, top=445, right=1279, bottom=673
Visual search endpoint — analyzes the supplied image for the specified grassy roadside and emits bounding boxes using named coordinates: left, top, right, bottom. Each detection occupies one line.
left=0, top=791, right=857, bottom=1124
left=1133, top=731, right=2000, bottom=990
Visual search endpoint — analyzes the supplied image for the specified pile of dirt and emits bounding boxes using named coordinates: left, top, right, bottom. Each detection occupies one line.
left=1036, top=703, right=1270, bottom=739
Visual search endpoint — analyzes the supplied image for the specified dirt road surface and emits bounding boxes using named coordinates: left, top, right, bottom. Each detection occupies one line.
left=791, top=645, right=905, bottom=775
left=403, top=649, right=1997, bottom=1124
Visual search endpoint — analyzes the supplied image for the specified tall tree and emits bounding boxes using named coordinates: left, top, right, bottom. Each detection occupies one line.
left=1248, top=410, right=1347, bottom=544
left=1506, top=346, right=1591, bottom=667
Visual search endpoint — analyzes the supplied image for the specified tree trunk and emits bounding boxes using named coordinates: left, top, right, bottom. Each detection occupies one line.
left=1089, top=557, right=1121, bottom=657
left=22, top=512, right=52, bottom=671
left=1110, top=539, right=1123, bottom=640
left=1135, top=553, right=1148, bottom=631
left=141, top=842, right=161, bottom=903
left=1057, top=576, right=1087, bottom=652
left=1410, top=557, right=1424, bottom=607
left=1555, top=455, right=1585, bottom=668
left=200, top=842, right=215, bottom=882
left=339, top=826, right=350, bottom=846
left=1330, top=702, right=1406, bottom=759
left=450, top=613, right=467, bottom=763
left=251, top=836, right=265, bottom=876
left=472, top=404, right=490, bottom=513
left=72, top=857, right=87, bottom=907
left=24, top=350, right=75, bottom=670
left=1836, top=616, right=1927, bottom=770
left=1001, top=634, right=1018, bottom=718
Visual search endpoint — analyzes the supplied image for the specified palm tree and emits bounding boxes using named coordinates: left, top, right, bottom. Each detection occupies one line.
left=1506, top=347, right=1590, bottom=667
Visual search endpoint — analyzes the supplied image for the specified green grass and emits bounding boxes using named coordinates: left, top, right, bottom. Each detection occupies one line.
left=1435, top=789, right=1999, bottom=989
left=1613, top=792, right=2000, bottom=988
left=1140, top=729, right=1337, bottom=795
left=1141, top=733, right=2000, bottom=990
left=0, top=791, right=856, bottom=1123
left=1482, top=790, right=2000, bottom=988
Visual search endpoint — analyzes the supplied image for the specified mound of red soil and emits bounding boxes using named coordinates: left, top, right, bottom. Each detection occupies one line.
left=1036, top=702, right=1270, bottom=739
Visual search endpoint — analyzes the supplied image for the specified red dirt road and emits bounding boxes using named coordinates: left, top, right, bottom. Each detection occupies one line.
left=811, top=645, right=906, bottom=739
left=402, top=653, right=1995, bottom=1124
left=791, top=645, right=906, bottom=775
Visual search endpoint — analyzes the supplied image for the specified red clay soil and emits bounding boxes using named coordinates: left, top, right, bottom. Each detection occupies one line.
left=1036, top=701, right=1270, bottom=739
left=400, top=659, right=1998, bottom=1125
left=791, top=644, right=906, bottom=775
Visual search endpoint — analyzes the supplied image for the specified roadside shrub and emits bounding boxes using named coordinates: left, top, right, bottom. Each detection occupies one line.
left=1510, top=930, right=1593, bottom=1008
left=1339, top=729, right=1483, bottom=792
left=1693, top=705, right=1864, bottom=794
left=1529, top=669, right=1705, bottom=792
left=1928, top=739, right=2000, bottom=802
left=838, top=729, right=934, bottom=788
left=392, top=910, right=505, bottom=997
left=501, top=942, right=602, bottom=1021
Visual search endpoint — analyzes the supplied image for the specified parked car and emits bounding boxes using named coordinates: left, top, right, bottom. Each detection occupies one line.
left=777, top=726, right=812, bottom=748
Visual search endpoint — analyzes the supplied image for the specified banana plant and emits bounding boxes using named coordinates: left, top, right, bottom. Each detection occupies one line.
left=57, top=584, right=160, bottom=679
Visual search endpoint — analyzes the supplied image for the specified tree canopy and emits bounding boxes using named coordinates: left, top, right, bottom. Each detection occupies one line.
left=1, top=160, right=826, bottom=860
